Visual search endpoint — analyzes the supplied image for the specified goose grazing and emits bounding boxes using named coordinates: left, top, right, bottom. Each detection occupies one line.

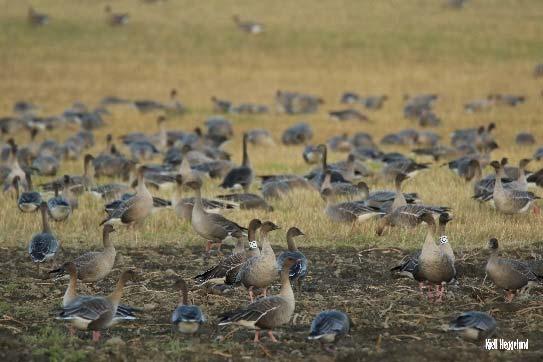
left=28, top=7, right=49, bottom=26
left=490, top=160, right=540, bottom=214
left=29, top=202, right=60, bottom=271
left=390, top=213, right=453, bottom=286
left=59, top=262, right=137, bottom=330
left=194, top=219, right=262, bottom=286
left=105, top=5, right=129, bottom=26
left=185, top=179, right=247, bottom=254
left=448, top=312, right=497, bottom=341
left=232, top=15, right=264, bottom=34
left=235, top=221, right=281, bottom=302
left=215, top=193, right=273, bottom=211
left=100, top=166, right=154, bottom=227
left=306, top=144, right=349, bottom=188
left=50, top=225, right=116, bottom=282
left=14, top=173, right=42, bottom=213
left=47, top=182, right=71, bottom=222
left=171, top=279, right=206, bottom=334
left=320, top=170, right=369, bottom=200
left=308, top=310, right=351, bottom=352
left=328, top=109, right=368, bottom=122
left=417, top=213, right=456, bottom=303
left=219, top=133, right=253, bottom=192
left=218, top=256, right=299, bottom=343
left=485, top=238, right=542, bottom=302
left=57, top=270, right=135, bottom=342
left=276, top=227, right=307, bottom=290
left=322, top=188, right=384, bottom=224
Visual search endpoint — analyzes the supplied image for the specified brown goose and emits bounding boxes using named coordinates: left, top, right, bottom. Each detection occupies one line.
left=485, top=238, right=542, bottom=302
left=49, top=225, right=116, bottom=282
left=235, top=221, right=281, bottom=302
left=219, top=133, right=254, bottom=192
left=320, top=169, right=369, bottom=200
left=490, top=160, right=540, bottom=214
left=99, top=166, right=154, bottom=227
left=194, top=219, right=262, bottom=286
left=418, top=213, right=456, bottom=303
left=218, top=256, right=299, bottom=343
left=57, top=270, right=135, bottom=342
left=185, top=179, right=247, bottom=253
left=322, top=188, right=384, bottom=224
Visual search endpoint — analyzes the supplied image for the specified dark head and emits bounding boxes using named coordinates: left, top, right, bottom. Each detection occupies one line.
left=488, top=238, right=499, bottom=251
left=157, top=115, right=166, bottom=124
left=281, top=256, right=301, bottom=271
left=248, top=219, right=263, bottom=234
left=39, top=200, right=48, bottom=210
left=347, top=154, right=355, bottom=162
left=487, top=141, right=499, bottom=151
left=420, top=212, right=435, bottom=226
left=320, top=187, right=333, bottom=200
left=184, top=179, right=202, bottom=190
left=63, top=175, right=71, bottom=184
left=106, top=134, right=112, bottom=143
left=501, top=158, right=508, bottom=167
left=489, top=160, right=501, bottom=171
left=84, top=154, right=95, bottom=164
left=175, top=174, right=183, bottom=185
left=119, top=269, right=136, bottom=284
left=170, top=89, right=177, bottom=98
left=395, top=173, right=409, bottom=187
left=519, top=158, right=531, bottom=169
left=439, top=213, right=452, bottom=224
left=62, top=262, right=77, bottom=276
left=487, top=122, right=496, bottom=132
left=261, top=221, right=280, bottom=233
left=287, top=226, right=304, bottom=239
left=103, top=224, right=115, bottom=235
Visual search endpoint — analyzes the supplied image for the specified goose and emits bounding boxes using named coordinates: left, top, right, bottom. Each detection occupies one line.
left=186, top=179, right=247, bottom=253
left=320, top=170, right=369, bottom=200
left=246, top=128, right=274, bottom=146
left=448, top=312, right=497, bottom=340
left=57, top=270, right=135, bottom=342
left=485, top=238, right=542, bottom=302
left=474, top=158, right=531, bottom=204
left=261, top=176, right=313, bottom=200
left=322, top=188, right=384, bottom=224
left=232, top=15, right=264, bottom=34
left=379, top=159, right=430, bottom=182
left=235, top=221, right=281, bottom=302
left=29, top=202, right=60, bottom=271
left=306, top=144, right=349, bottom=188
left=303, top=145, right=323, bottom=164
left=173, top=175, right=237, bottom=222
left=215, top=192, right=273, bottom=211
left=165, top=89, right=186, bottom=117
left=28, top=7, right=49, bottom=26
left=340, top=92, right=360, bottom=104
left=32, top=154, right=59, bottom=176
left=218, top=256, right=299, bottom=343
left=364, top=189, right=420, bottom=212
left=276, top=227, right=307, bottom=290
left=390, top=213, right=452, bottom=283
left=49, top=225, right=116, bottom=282
left=194, top=219, right=262, bottom=286
left=328, top=109, right=368, bottom=122
left=14, top=173, right=42, bottom=213
left=308, top=310, right=351, bottom=352
left=105, top=5, right=129, bottom=26
left=417, top=213, right=456, bottom=303
left=490, top=160, right=539, bottom=214
left=376, top=202, right=450, bottom=236
left=58, top=263, right=137, bottom=327
left=40, top=154, right=95, bottom=194
left=105, top=192, right=171, bottom=216
left=171, top=279, right=206, bottom=334
left=219, top=133, right=253, bottom=192
left=516, top=132, right=536, bottom=146
left=3, top=144, right=27, bottom=192
left=61, top=175, right=79, bottom=210
left=47, top=182, right=71, bottom=222
left=281, top=122, right=313, bottom=145
left=99, top=166, right=154, bottom=227
left=211, top=96, right=232, bottom=113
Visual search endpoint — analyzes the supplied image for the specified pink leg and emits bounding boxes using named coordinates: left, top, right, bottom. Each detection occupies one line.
left=533, top=206, right=540, bottom=215
left=426, top=284, right=434, bottom=302
left=505, top=290, right=514, bottom=303
left=205, top=241, right=212, bottom=253
left=68, top=325, right=76, bottom=336
left=253, top=330, right=260, bottom=343
left=435, top=283, right=445, bottom=303
left=418, top=282, right=425, bottom=295
left=267, top=330, right=279, bottom=343
left=261, top=288, right=267, bottom=298
left=92, top=331, right=101, bottom=342
left=248, top=286, right=254, bottom=303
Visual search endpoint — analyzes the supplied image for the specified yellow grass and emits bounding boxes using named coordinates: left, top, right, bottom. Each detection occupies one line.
left=1, top=0, right=543, bottom=254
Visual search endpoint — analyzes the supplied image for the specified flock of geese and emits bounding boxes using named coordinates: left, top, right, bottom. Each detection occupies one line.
left=2, top=84, right=542, bottom=350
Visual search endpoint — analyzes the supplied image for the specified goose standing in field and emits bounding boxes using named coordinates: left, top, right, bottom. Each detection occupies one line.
left=194, top=219, right=262, bottom=286
left=219, top=256, right=299, bottom=343
left=47, top=182, right=71, bottom=222
left=276, top=227, right=307, bottom=290
left=29, top=202, right=60, bottom=271
left=235, top=221, right=281, bottom=302
left=59, top=262, right=137, bottom=330
left=490, top=160, right=540, bottom=214
left=105, top=5, right=129, bottom=26
left=3, top=145, right=27, bottom=192
left=61, top=175, right=79, bottom=210
left=40, top=154, right=95, bottom=194
left=171, top=279, right=205, bottom=334
left=485, top=238, right=542, bottom=302
left=14, top=174, right=42, bottom=213
left=186, top=180, right=247, bottom=254
left=448, top=311, right=496, bottom=341
left=49, top=225, right=116, bottom=282
left=308, top=310, right=351, bottom=352
left=220, top=133, right=253, bottom=192
left=417, top=213, right=456, bottom=303
left=306, top=144, right=349, bottom=188
left=100, top=166, right=154, bottom=227
left=232, top=15, right=264, bottom=34
left=322, top=188, right=384, bottom=225
left=57, top=270, right=135, bottom=342
left=28, top=7, right=49, bottom=26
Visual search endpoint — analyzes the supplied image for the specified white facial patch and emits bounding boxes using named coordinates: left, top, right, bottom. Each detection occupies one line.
left=439, top=235, right=449, bottom=244
left=249, top=241, right=258, bottom=249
